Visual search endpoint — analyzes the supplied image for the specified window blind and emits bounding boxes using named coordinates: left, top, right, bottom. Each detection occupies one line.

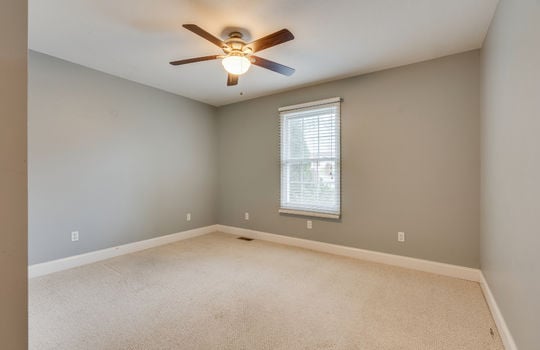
left=279, top=98, right=341, bottom=219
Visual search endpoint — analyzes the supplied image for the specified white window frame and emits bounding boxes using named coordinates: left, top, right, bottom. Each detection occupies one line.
left=279, top=97, right=341, bottom=219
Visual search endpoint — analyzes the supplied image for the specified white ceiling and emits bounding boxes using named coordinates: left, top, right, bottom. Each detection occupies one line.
left=29, top=0, right=498, bottom=106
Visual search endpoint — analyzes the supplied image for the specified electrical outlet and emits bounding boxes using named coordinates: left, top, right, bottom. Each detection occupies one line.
left=244, top=212, right=250, bottom=220
left=71, top=231, right=79, bottom=242
left=307, top=220, right=312, bottom=229
left=398, top=232, right=405, bottom=242
left=186, top=213, right=191, bottom=221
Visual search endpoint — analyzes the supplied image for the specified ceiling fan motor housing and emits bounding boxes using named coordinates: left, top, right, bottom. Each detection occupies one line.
left=223, top=32, right=251, bottom=55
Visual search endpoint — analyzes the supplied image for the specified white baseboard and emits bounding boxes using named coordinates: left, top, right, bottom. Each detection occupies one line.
left=29, top=223, right=516, bottom=349
left=480, top=273, right=518, bottom=350
left=216, top=225, right=481, bottom=282
left=28, top=225, right=219, bottom=278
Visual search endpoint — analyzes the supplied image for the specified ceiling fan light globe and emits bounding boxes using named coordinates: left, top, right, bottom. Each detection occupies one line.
left=222, top=55, right=251, bottom=75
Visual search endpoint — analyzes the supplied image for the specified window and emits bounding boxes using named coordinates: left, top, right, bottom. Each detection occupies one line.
left=279, top=97, right=341, bottom=219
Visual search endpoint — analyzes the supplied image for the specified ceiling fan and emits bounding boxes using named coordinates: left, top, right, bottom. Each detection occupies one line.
left=169, top=24, right=295, bottom=86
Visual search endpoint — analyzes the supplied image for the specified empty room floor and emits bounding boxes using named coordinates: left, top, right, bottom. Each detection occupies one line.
left=29, top=232, right=504, bottom=350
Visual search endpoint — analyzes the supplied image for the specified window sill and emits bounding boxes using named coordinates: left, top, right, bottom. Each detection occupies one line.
left=278, top=208, right=340, bottom=219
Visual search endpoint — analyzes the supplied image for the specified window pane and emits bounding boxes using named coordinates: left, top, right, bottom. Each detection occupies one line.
left=280, top=100, right=341, bottom=216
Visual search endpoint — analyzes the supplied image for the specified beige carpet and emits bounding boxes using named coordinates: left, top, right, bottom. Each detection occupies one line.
left=30, top=232, right=504, bottom=350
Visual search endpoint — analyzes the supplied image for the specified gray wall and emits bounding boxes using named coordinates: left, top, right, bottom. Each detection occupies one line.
left=0, top=0, right=28, bottom=348
left=28, top=51, right=218, bottom=264
left=480, top=0, right=540, bottom=348
left=29, top=50, right=482, bottom=269
left=218, top=51, right=481, bottom=268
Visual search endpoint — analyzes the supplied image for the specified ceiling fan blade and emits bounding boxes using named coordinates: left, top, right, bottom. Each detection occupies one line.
left=251, top=56, right=295, bottom=76
left=227, top=74, right=238, bottom=86
left=169, top=55, right=220, bottom=66
left=247, top=29, right=294, bottom=53
left=183, top=24, right=226, bottom=48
